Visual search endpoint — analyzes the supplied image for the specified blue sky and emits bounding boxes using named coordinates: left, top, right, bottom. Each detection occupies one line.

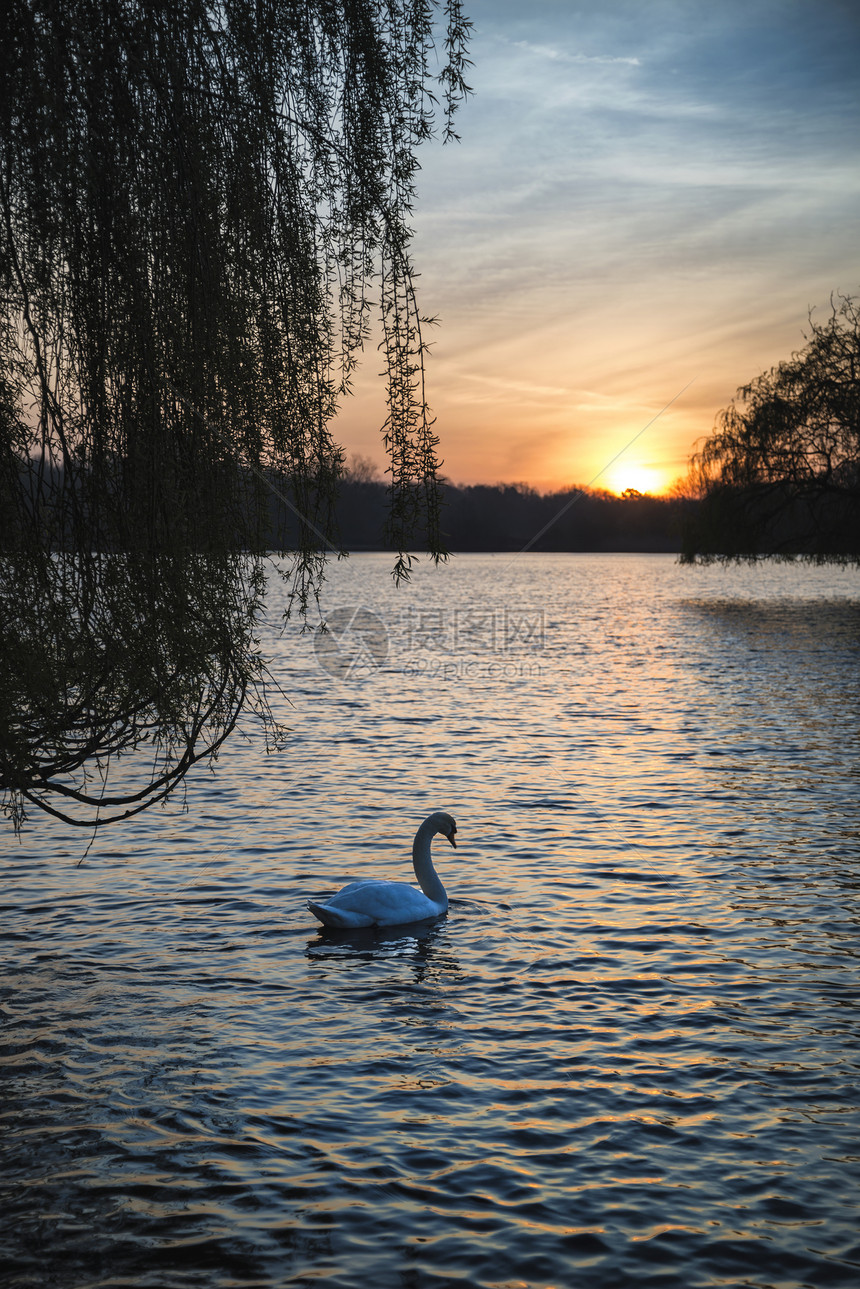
left=340, top=0, right=860, bottom=493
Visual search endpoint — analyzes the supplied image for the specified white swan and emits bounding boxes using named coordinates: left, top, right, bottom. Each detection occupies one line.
left=307, top=811, right=458, bottom=929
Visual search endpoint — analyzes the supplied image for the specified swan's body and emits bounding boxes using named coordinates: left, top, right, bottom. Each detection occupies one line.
left=308, top=811, right=457, bottom=929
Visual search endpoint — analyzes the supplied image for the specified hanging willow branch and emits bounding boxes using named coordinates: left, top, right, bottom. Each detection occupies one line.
left=0, top=0, right=472, bottom=831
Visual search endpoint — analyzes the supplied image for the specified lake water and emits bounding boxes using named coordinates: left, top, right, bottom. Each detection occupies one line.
left=2, top=553, right=859, bottom=1288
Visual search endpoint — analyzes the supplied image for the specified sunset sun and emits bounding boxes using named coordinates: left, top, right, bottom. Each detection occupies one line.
left=603, top=463, right=669, bottom=497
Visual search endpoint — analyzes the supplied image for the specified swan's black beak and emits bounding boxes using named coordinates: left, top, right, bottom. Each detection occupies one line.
left=448, top=833, right=457, bottom=848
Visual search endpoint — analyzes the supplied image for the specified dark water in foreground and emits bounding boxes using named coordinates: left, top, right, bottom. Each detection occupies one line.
left=2, top=554, right=859, bottom=1288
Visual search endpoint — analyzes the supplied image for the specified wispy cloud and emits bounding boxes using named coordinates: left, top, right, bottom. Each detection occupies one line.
left=455, top=370, right=572, bottom=400
left=511, top=39, right=641, bottom=67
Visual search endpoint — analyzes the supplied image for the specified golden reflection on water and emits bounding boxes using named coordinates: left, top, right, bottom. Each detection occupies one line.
left=3, top=555, right=859, bottom=1288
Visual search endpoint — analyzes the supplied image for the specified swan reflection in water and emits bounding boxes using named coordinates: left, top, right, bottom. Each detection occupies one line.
left=305, top=905, right=466, bottom=994
left=307, top=811, right=458, bottom=929
left=306, top=917, right=447, bottom=960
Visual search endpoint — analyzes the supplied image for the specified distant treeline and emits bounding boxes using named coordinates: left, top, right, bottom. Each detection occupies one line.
left=20, top=463, right=856, bottom=558
left=9, top=461, right=691, bottom=554
left=273, top=479, right=692, bottom=553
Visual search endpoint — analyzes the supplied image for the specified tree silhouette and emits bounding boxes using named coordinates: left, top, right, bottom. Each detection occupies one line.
left=682, top=295, right=860, bottom=564
left=0, top=0, right=471, bottom=831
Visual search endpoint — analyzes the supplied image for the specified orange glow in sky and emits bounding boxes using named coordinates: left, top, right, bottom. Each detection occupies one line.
left=336, top=2, right=860, bottom=498
left=601, top=462, right=673, bottom=498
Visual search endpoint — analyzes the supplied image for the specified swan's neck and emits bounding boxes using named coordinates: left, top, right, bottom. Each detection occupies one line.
left=412, top=819, right=447, bottom=905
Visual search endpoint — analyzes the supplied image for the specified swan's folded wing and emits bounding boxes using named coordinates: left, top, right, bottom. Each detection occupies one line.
left=307, top=899, right=373, bottom=929
left=309, top=879, right=445, bottom=927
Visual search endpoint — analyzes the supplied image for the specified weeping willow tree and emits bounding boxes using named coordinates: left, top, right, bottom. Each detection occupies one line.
left=0, top=0, right=471, bottom=831
left=681, top=295, right=860, bottom=565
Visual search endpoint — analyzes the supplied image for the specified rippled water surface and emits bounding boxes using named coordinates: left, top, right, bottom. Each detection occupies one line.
left=3, top=554, right=860, bottom=1288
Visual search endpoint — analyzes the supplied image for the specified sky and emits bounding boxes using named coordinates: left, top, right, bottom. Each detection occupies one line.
left=338, top=0, right=860, bottom=495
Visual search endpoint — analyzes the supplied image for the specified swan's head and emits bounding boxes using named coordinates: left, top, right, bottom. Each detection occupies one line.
left=432, top=811, right=458, bottom=849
